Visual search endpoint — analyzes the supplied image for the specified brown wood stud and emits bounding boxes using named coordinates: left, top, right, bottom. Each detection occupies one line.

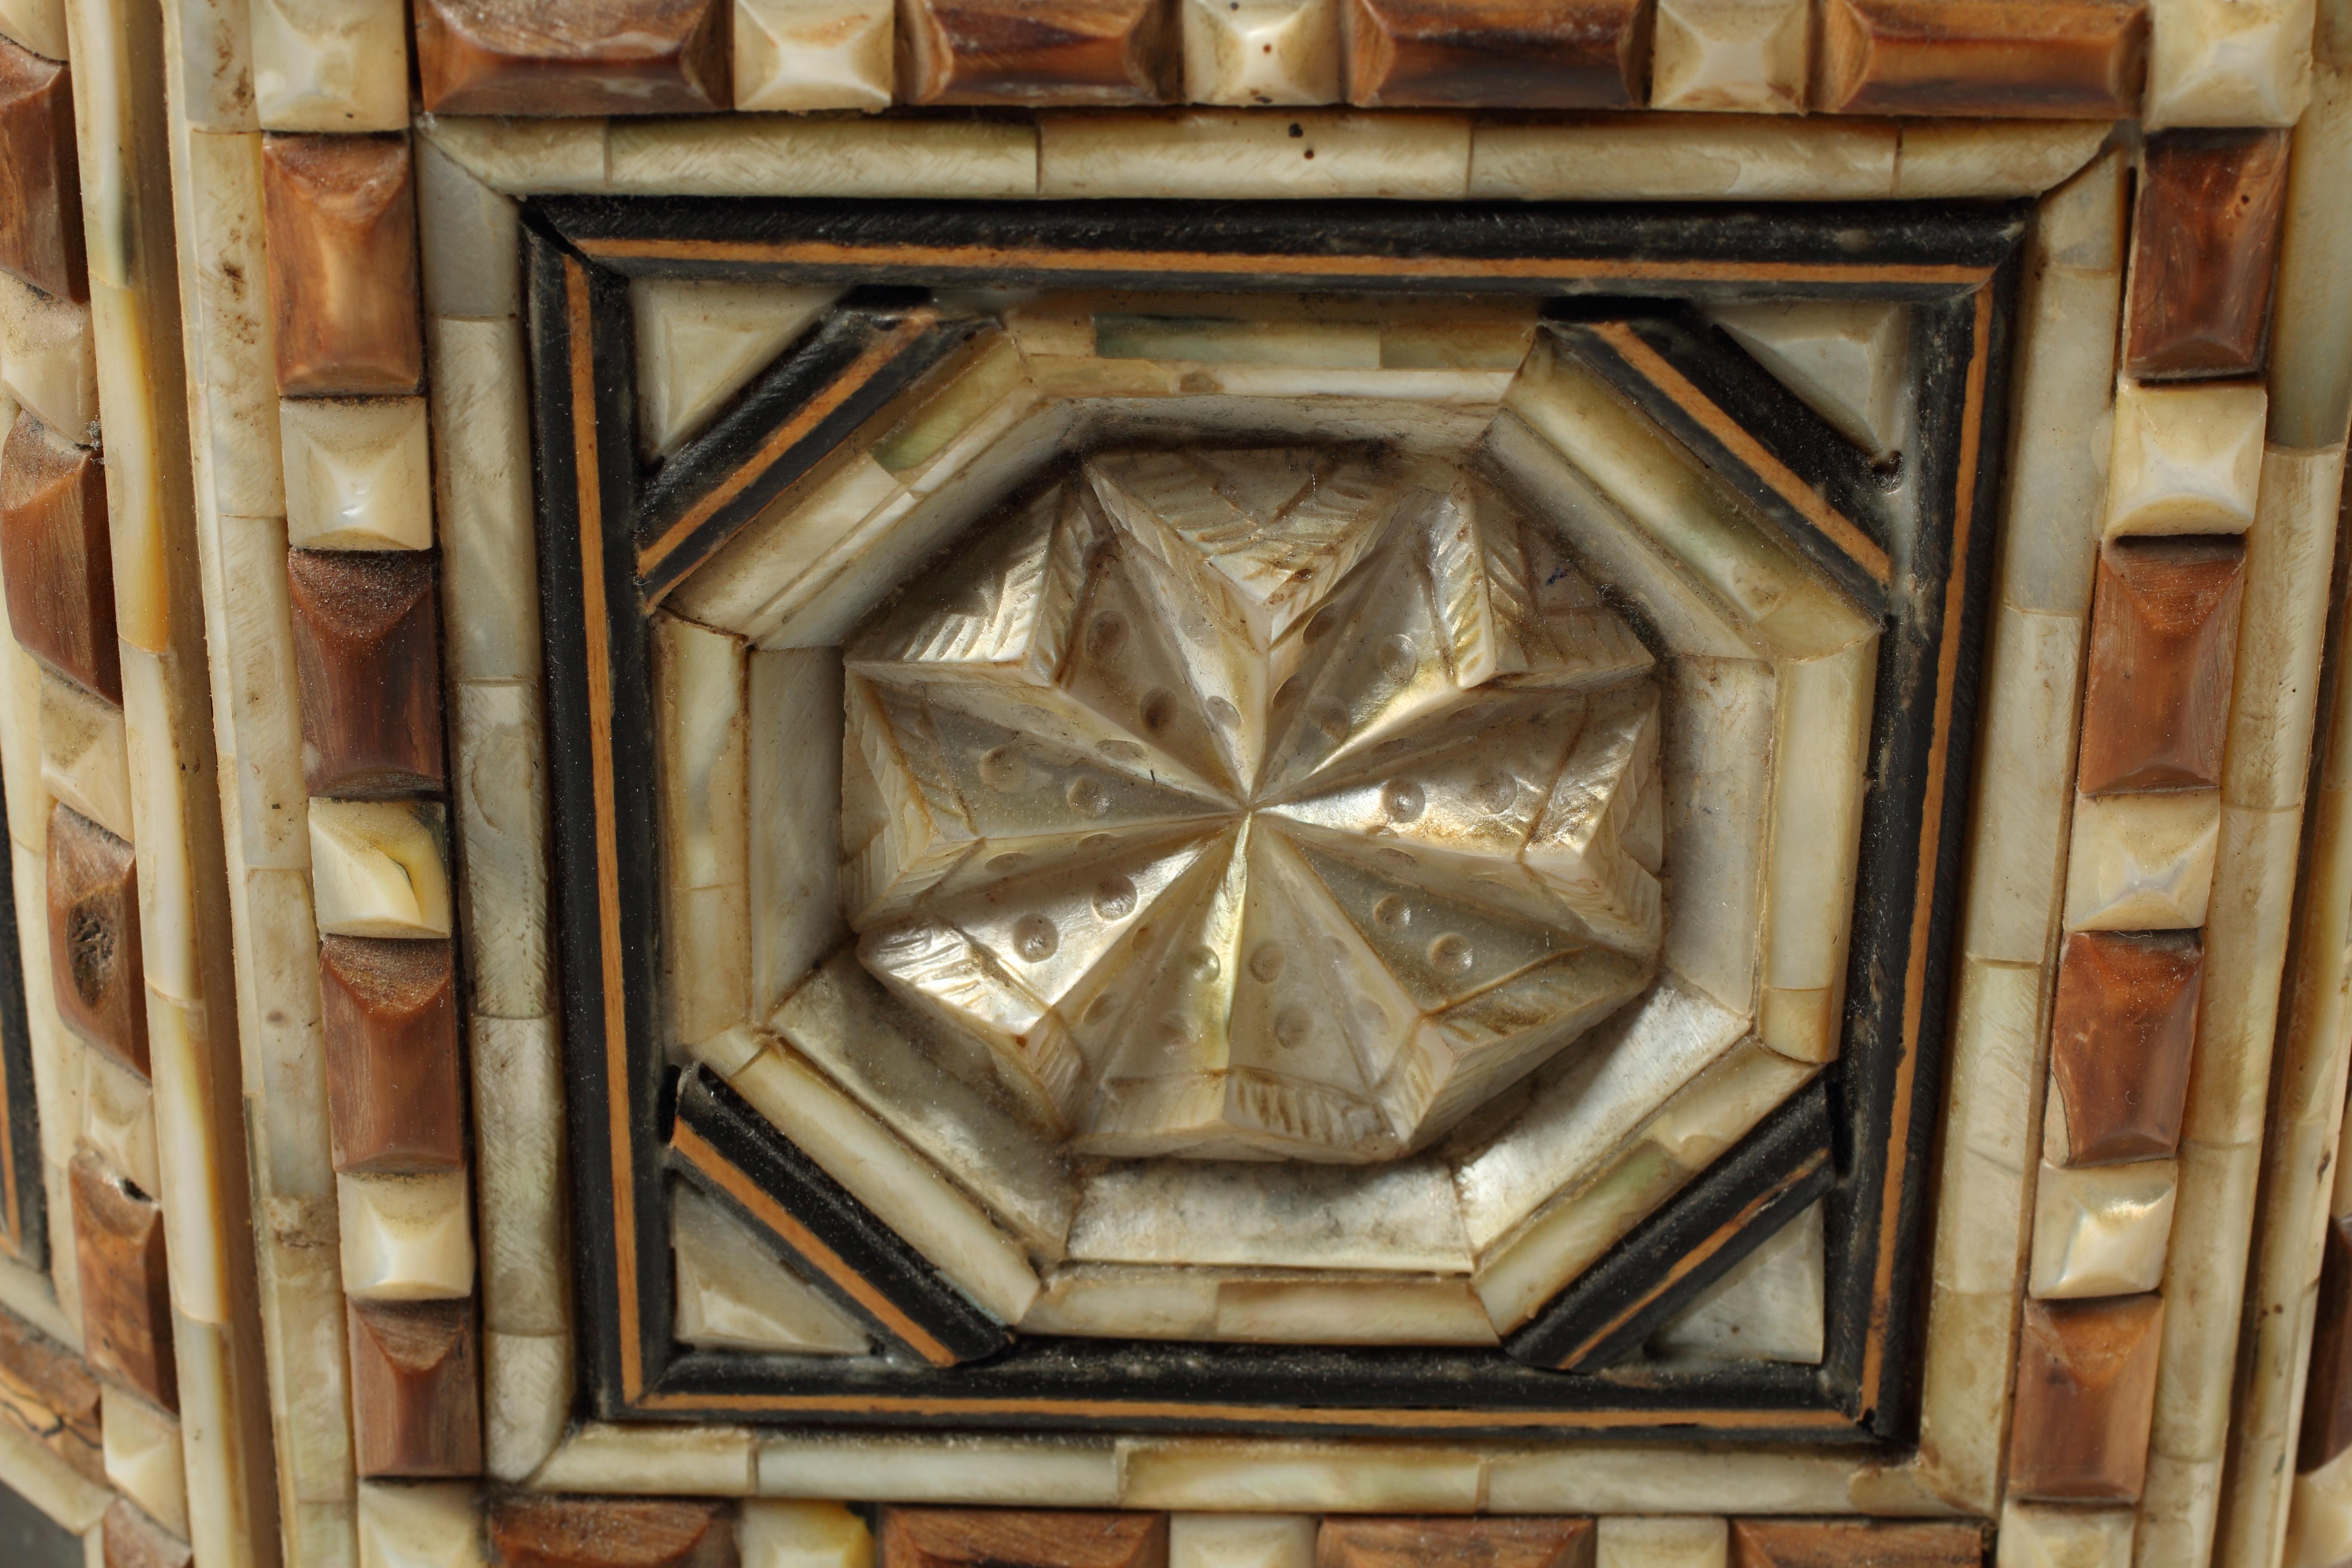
left=0, top=35, right=85, bottom=301
left=2048, top=929, right=2202, bottom=1165
left=0, top=411, right=119, bottom=702
left=0, top=1300, right=103, bottom=1485
left=102, top=1501, right=192, bottom=1568
left=1727, top=1520, right=1984, bottom=1568
left=415, top=0, right=731, bottom=116
left=900, top=0, right=1179, bottom=105
left=1318, top=1516, right=1596, bottom=1568
left=1342, top=0, right=1650, bottom=107
left=881, top=1510, right=1167, bottom=1568
left=2126, top=129, right=2292, bottom=380
left=2302, top=1215, right=2352, bottom=1472
left=68, top=1153, right=174, bottom=1412
left=261, top=135, right=423, bottom=397
left=1813, top=0, right=2147, bottom=117
left=2076, top=535, right=2246, bottom=795
left=287, top=548, right=448, bottom=797
left=2008, top=1292, right=2165, bottom=1502
left=47, top=803, right=147, bottom=1076
left=348, top=1296, right=483, bottom=1478
left=321, top=935, right=465, bottom=1173
left=490, top=1497, right=739, bottom=1568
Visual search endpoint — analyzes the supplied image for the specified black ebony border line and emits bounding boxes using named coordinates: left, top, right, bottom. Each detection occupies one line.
left=0, top=764, right=40, bottom=1268
left=528, top=198, right=2026, bottom=1445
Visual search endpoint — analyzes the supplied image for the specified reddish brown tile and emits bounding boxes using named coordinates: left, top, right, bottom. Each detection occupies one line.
left=2127, top=129, right=2292, bottom=381
left=490, top=1498, right=738, bottom=1568
left=47, top=804, right=147, bottom=1076
left=1814, top=0, right=2146, bottom=116
left=287, top=549, right=447, bottom=797
left=2049, top=929, right=2202, bottom=1165
left=901, top=0, right=1179, bottom=105
left=2008, top=1293, right=2164, bottom=1502
left=0, top=1301, right=102, bottom=1485
left=261, top=135, right=423, bottom=398
left=69, top=1153, right=174, bottom=1411
left=881, top=1511, right=1166, bottom=1568
left=321, top=936, right=464, bottom=1174
left=348, top=1296, right=483, bottom=1478
left=1728, top=1520, right=1983, bottom=1568
left=102, top=1502, right=191, bottom=1568
left=2076, top=536, right=2246, bottom=795
left=415, top=0, right=730, bottom=116
left=0, top=36, right=84, bottom=301
left=1343, top=0, right=1647, bottom=106
left=1319, top=1517, right=1595, bottom=1568
left=2303, top=1215, right=2352, bottom=1471
left=0, top=411, right=119, bottom=702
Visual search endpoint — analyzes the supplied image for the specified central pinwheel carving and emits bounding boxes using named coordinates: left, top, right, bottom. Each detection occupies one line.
left=840, top=448, right=1664, bottom=1163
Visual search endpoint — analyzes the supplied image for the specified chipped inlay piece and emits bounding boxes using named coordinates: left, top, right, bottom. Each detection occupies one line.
left=0, top=1299, right=103, bottom=1484
left=2304, top=1216, right=2352, bottom=1472
left=0, top=410, right=118, bottom=701
left=2076, top=536, right=2245, bottom=795
left=1317, top=1516, right=1595, bottom=1568
left=2047, top=930, right=2200, bottom=1166
left=69, top=1153, right=175, bottom=1409
left=1726, top=1520, right=1982, bottom=1567
left=1340, top=0, right=1648, bottom=105
left=881, top=1510, right=1166, bottom=1568
left=1812, top=0, right=2147, bottom=117
left=1649, top=0, right=1810, bottom=114
left=48, top=802, right=146, bottom=1075
left=900, top=0, right=1180, bottom=104
left=280, top=397, right=435, bottom=551
left=320, top=936, right=464, bottom=1173
left=347, top=1297, right=482, bottom=1477
left=262, top=134, right=422, bottom=398
left=2103, top=379, right=2266, bottom=536
left=416, top=0, right=730, bottom=115
left=309, top=799, right=453, bottom=939
left=1181, top=0, right=1342, bottom=104
left=734, top=0, right=896, bottom=111
left=288, top=548, right=447, bottom=797
left=2126, top=129, right=2291, bottom=380
left=0, top=34, right=81, bottom=300
left=490, top=1496, right=739, bottom=1568
left=2009, top=1292, right=2165, bottom=1502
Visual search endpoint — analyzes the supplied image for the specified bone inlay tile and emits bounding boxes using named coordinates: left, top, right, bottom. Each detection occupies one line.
left=2075, top=536, right=2245, bottom=794
left=2046, top=930, right=2201, bottom=1166
left=1812, top=0, right=2149, bottom=117
left=733, top=0, right=896, bottom=111
left=261, top=133, right=422, bottom=397
left=2009, top=1293, right=2165, bottom=1501
left=415, top=0, right=732, bottom=116
left=1341, top=0, right=1648, bottom=106
left=2126, top=129, right=2291, bottom=379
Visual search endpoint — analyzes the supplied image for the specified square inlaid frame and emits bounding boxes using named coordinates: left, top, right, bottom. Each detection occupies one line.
left=526, top=193, right=2024, bottom=1446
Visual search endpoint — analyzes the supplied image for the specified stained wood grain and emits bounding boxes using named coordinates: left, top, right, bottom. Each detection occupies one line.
left=1318, top=1516, right=1594, bottom=1568
left=880, top=1510, right=1166, bottom=1568
left=320, top=936, right=464, bottom=1173
left=490, top=1497, right=738, bottom=1568
left=2048, top=930, right=2201, bottom=1166
left=47, top=803, right=147, bottom=1076
left=0, top=1300, right=102, bottom=1485
left=287, top=549, right=447, bottom=797
left=1342, top=0, right=1648, bottom=106
left=0, top=411, right=119, bottom=701
left=0, top=35, right=84, bottom=300
left=348, top=1297, right=482, bottom=1477
left=415, top=0, right=730, bottom=116
left=1814, top=0, right=2146, bottom=116
left=2127, top=129, right=2291, bottom=380
left=1728, top=1520, right=1982, bottom=1568
left=262, top=135, right=423, bottom=397
left=69, top=1153, right=174, bottom=1410
left=901, top=0, right=1179, bottom=104
left=2076, top=536, right=2245, bottom=794
left=2008, top=1293, right=2164, bottom=1501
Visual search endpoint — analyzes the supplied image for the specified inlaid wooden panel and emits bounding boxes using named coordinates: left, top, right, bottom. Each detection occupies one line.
left=901, top=0, right=1180, bottom=104
left=1727, top=1519, right=1982, bottom=1568
left=347, top=1296, right=482, bottom=1477
left=261, top=135, right=423, bottom=398
left=101, top=1502, right=191, bottom=1568
left=2076, top=536, right=2245, bottom=795
left=2008, top=1293, right=2164, bottom=1501
left=0, top=35, right=84, bottom=301
left=2303, top=1215, right=2352, bottom=1471
left=0, top=1301, right=102, bottom=1485
left=287, top=549, right=447, bottom=797
left=2048, top=930, right=2201, bottom=1165
left=1342, top=0, right=1647, bottom=106
left=0, top=411, right=119, bottom=701
left=68, top=1153, right=175, bottom=1410
left=47, top=803, right=147, bottom=1075
left=1813, top=0, right=2146, bottom=117
left=490, top=1497, right=738, bottom=1568
left=320, top=936, right=464, bottom=1174
left=2127, top=129, right=2291, bottom=381
left=1318, top=1516, right=1595, bottom=1568
left=882, top=1511, right=1166, bottom=1568
left=415, top=0, right=730, bottom=116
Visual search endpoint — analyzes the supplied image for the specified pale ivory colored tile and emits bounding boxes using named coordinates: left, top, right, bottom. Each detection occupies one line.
left=470, top=1016, right=567, bottom=1338
left=308, top=799, right=453, bottom=939
left=12, top=842, right=80, bottom=1172
left=656, top=614, right=751, bottom=1050
left=279, top=397, right=433, bottom=551
left=337, top=1169, right=475, bottom=1302
left=1650, top=1197, right=1823, bottom=1364
left=1596, top=1518, right=1728, bottom=1568
left=430, top=318, right=539, bottom=686
left=2029, top=1159, right=2178, bottom=1298
left=0, top=0, right=67, bottom=60
left=1475, top=1041, right=1818, bottom=1330
left=165, top=0, right=257, bottom=132
left=483, top=1329, right=568, bottom=1484
left=249, top=0, right=408, bottom=131
left=735, top=0, right=894, bottom=112
left=357, top=1481, right=485, bottom=1568
left=101, top=1384, right=186, bottom=1537
left=607, top=116, right=1037, bottom=198
left=38, top=666, right=132, bottom=840
left=290, top=1501, right=358, bottom=1568
left=81, top=1047, right=159, bottom=1198
left=149, top=992, right=231, bottom=1325
left=1649, top=0, right=1807, bottom=112
left=416, top=138, right=518, bottom=322
left=1934, top=959, right=2043, bottom=1298
left=632, top=278, right=839, bottom=457
left=1169, top=1514, right=1315, bottom=1568
left=723, top=1043, right=1040, bottom=1322
left=211, top=513, right=309, bottom=871
left=1962, top=606, right=2086, bottom=967
left=772, top=952, right=1075, bottom=1256
left=2061, top=789, right=2221, bottom=931
left=1180, top=0, right=1341, bottom=104
left=0, top=1250, right=74, bottom=1348
left=173, top=1311, right=256, bottom=1568
left=1997, top=1502, right=2135, bottom=1568
left=1485, top=1446, right=1862, bottom=1513
left=182, top=132, right=284, bottom=520
left=451, top=683, right=553, bottom=1021
left=1470, top=115, right=1896, bottom=200
left=1709, top=300, right=1908, bottom=455
left=2290, top=1445, right=2352, bottom=1568
left=1022, top=1265, right=1219, bottom=1338
left=2146, top=0, right=2314, bottom=127
left=419, top=115, right=611, bottom=195
left=1070, top=1159, right=1469, bottom=1274
left=757, top=1434, right=1120, bottom=1504
left=1758, top=638, right=1873, bottom=1063
left=1041, top=110, right=1467, bottom=199
left=2185, top=804, right=2306, bottom=1145
left=534, top=1423, right=757, bottom=1496
left=749, top=651, right=843, bottom=1014
left=2152, top=1137, right=2261, bottom=1470
left=1909, top=1288, right=2014, bottom=1510
left=740, top=1500, right=873, bottom=1568
left=2103, top=380, right=2268, bottom=536
left=0, top=1418, right=110, bottom=1536
left=1657, top=657, right=1774, bottom=1016
left=2226, top=445, right=2348, bottom=811
left=116, top=643, right=196, bottom=1000
left=85, top=280, right=167, bottom=649
left=242, top=866, right=332, bottom=1198
left=0, top=273, right=95, bottom=439
left=2268, top=62, right=2352, bottom=450
left=1119, top=1442, right=1484, bottom=1510
left=1894, top=121, right=2114, bottom=199
left=671, top=1182, right=870, bottom=1354
left=2136, top=1455, right=2223, bottom=1568
left=1213, top=1277, right=1498, bottom=1345
left=257, top=1190, right=352, bottom=1500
